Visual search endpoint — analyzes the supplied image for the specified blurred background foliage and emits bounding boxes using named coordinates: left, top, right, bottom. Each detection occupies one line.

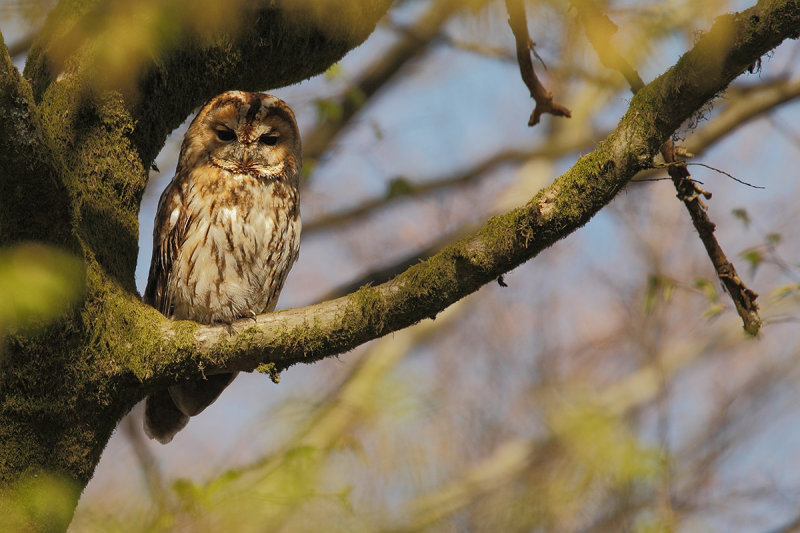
left=3, top=0, right=800, bottom=531
left=0, top=243, right=84, bottom=337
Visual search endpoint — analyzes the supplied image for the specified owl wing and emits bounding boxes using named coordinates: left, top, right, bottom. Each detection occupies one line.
left=143, top=174, right=191, bottom=317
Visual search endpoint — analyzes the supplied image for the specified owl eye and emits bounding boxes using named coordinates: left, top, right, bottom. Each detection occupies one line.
left=259, top=134, right=279, bottom=146
left=216, top=128, right=236, bottom=142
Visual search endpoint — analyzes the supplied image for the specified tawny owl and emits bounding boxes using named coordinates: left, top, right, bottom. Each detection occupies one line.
left=143, top=91, right=302, bottom=444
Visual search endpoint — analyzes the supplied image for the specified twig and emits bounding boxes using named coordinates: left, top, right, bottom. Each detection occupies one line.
left=663, top=144, right=761, bottom=334
left=657, top=162, right=766, bottom=189
left=571, top=0, right=761, bottom=334
left=505, top=0, right=571, bottom=126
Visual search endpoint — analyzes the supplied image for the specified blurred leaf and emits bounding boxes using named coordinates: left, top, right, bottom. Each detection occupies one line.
left=0, top=244, right=84, bottom=333
left=731, top=207, right=750, bottom=227
left=767, top=232, right=782, bottom=244
left=739, top=248, right=763, bottom=275
left=301, top=158, right=317, bottom=181
left=771, top=283, right=799, bottom=300
left=693, top=278, right=718, bottom=301
left=702, top=303, right=725, bottom=319
left=552, top=403, right=663, bottom=484
left=46, top=0, right=246, bottom=95
left=0, top=473, right=80, bottom=533
left=645, top=275, right=675, bottom=313
left=314, top=98, right=343, bottom=123
left=644, top=275, right=658, bottom=314
left=662, top=277, right=675, bottom=304
left=344, top=87, right=366, bottom=110
left=324, top=63, right=345, bottom=81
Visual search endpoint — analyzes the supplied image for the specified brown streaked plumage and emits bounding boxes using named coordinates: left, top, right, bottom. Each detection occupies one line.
left=143, top=91, right=302, bottom=443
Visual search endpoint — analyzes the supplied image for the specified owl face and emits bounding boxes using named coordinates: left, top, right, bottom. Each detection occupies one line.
left=177, top=91, right=302, bottom=184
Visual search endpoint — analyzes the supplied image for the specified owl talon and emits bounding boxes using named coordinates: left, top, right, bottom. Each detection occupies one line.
left=248, top=310, right=257, bottom=322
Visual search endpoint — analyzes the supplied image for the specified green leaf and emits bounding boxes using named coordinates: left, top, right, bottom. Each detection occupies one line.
left=314, top=98, right=343, bottom=122
left=731, top=207, right=750, bottom=227
left=771, top=283, right=798, bottom=300
left=739, top=249, right=763, bottom=274
left=0, top=473, right=80, bottom=533
left=0, top=244, right=85, bottom=333
left=703, top=304, right=725, bottom=319
left=324, top=63, right=344, bottom=81
left=693, top=278, right=718, bottom=301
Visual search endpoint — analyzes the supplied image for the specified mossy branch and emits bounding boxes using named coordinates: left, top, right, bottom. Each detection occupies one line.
left=129, top=0, right=800, bottom=387
left=24, top=0, right=393, bottom=168
left=0, top=34, right=74, bottom=247
left=572, top=0, right=769, bottom=334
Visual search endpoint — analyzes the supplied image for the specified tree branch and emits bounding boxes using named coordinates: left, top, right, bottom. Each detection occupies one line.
left=0, top=33, right=74, bottom=247
left=24, top=0, right=394, bottom=168
left=505, top=0, right=572, bottom=126
left=309, top=76, right=800, bottom=237
left=572, top=0, right=765, bottom=334
left=326, top=76, right=800, bottom=305
left=129, top=0, right=799, bottom=388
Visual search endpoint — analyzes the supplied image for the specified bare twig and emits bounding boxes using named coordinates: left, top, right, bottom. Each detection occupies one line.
left=663, top=143, right=761, bottom=334
left=663, top=162, right=765, bottom=189
left=505, top=0, right=571, bottom=126
left=310, top=77, right=800, bottom=237
left=571, top=0, right=761, bottom=334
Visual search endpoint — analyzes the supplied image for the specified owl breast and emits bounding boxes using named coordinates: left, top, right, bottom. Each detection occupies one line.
left=166, top=171, right=300, bottom=324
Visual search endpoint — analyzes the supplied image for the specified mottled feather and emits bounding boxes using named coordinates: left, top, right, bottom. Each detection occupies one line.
left=143, top=91, right=301, bottom=443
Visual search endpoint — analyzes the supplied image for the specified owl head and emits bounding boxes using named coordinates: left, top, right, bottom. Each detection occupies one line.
left=177, top=91, right=301, bottom=183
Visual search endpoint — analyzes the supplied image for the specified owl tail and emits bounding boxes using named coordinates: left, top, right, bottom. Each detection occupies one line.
left=169, top=372, right=238, bottom=416
left=144, top=373, right=238, bottom=443
left=144, top=390, right=189, bottom=444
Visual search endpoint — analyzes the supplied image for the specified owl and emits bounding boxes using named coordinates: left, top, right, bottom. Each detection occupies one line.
left=143, top=91, right=302, bottom=444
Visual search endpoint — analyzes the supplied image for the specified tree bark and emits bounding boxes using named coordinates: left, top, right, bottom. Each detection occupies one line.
left=0, top=0, right=797, bottom=530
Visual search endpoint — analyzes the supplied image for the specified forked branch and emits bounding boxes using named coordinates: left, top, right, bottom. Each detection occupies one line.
left=571, top=0, right=762, bottom=334
left=505, top=0, right=572, bottom=126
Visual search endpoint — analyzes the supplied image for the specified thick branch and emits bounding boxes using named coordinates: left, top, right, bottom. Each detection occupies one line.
left=24, top=0, right=394, bottom=167
left=131, top=0, right=799, bottom=386
left=0, top=33, right=74, bottom=247
left=326, top=77, right=800, bottom=300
